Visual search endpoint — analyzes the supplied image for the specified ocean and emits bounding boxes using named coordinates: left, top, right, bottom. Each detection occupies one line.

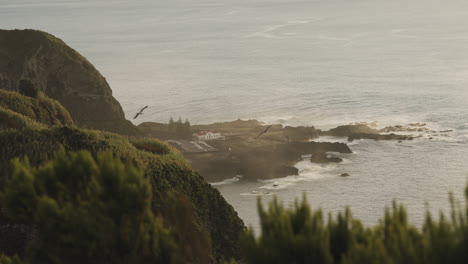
left=2, top=0, right=468, bottom=232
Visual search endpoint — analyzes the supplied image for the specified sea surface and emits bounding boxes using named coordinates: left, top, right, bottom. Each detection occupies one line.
left=3, top=0, right=468, bottom=232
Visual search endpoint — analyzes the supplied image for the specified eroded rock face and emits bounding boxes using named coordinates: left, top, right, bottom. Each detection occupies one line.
left=0, top=29, right=139, bottom=135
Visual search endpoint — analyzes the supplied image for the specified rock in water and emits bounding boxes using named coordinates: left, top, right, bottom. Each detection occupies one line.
left=340, top=173, right=350, bottom=177
left=324, top=124, right=379, bottom=137
left=273, top=166, right=299, bottom=178
left=0, top=29, right=139, bottom=135
left=310, top=152, right=343, bottom=163
left=348, top=133, right=414, bottom=142
left=283, top=126, right=320, bottom=141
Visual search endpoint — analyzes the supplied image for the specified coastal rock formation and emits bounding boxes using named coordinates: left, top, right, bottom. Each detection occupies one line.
left=323, top=124, right=416, bottom=142
left=274, top=166, right=299, bottom=178
left=348, top=133, right=414, bottom=142
left=0, top=29, right=139, bottom=135
left=380, top=124, right=432, bottom=133
left=238, top=142, right=351, bottom=180
left=283, top=126, right=320, bottom=141
left=190, top=141, right=353, bottom=181
left=323, top=124, right=379, bottom=137
left=310, top=152, right=343, bottom=163
left=279, top=141, right=353, bottom=154
left=186, top=152, right=241, bottom=182
left=238, top=149, right=302, bottom=180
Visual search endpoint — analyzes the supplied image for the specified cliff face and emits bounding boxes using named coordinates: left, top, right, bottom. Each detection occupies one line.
left=0, top=29, right=138, bottom=135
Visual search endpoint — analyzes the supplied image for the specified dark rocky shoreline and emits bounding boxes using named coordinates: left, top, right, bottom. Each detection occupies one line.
left=138, top=120, right=420, bottom=182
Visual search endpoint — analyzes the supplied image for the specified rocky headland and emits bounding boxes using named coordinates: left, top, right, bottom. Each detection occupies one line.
left=138, top=120, right=423, bottom=182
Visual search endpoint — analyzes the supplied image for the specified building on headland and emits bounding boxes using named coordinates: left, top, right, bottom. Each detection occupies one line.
left=166, top=139, right=217, bottom=153
left=193, top=131, right=224, bottom=141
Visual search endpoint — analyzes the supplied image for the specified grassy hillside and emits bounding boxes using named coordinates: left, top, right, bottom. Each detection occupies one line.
left=0, top=107, right=45, bottom=130
left=0, top=89, right=73, bottom=127
left=0, top=92, right=244, bottom=262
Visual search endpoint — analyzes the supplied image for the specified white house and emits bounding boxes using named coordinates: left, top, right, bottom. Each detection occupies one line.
left=193, top=131, right=224, bottom=141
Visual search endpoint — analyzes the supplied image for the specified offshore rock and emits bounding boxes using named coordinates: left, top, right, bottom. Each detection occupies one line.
left=324, top=124, right=379, bottom=137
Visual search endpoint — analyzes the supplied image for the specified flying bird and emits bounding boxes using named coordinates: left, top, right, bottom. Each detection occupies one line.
left=256, top=125, right=273, bottom=138
left=133, top=105, right=149, bottom=119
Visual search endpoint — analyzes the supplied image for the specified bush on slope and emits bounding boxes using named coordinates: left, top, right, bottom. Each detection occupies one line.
left=0, top=89, right=73, bottom=127
left=0, top=126, right=244, bottom=262
left=2, top=150, right=178, bottom=264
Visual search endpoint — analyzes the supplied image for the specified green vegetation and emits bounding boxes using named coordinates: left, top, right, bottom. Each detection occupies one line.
left=2, top=150, right=178, bottom=264
left=0, top=255, right=22, bottom=264
left=0, top=107, right=46, bottom=130
left=0, top=89, right=73, bottom=127
left=129, top=137, right=177, bottom=156
left=1, top=29, right=87, bottom=66
left=168, top=117, right=192, bottom=138
left=0, top=126, right=244, bottom=262
left=241, top=191, right=468, bottom=264
left=0, top=91, right=244, bottom=262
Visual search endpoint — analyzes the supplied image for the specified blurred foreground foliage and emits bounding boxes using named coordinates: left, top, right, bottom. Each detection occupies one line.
left=1, top=149, right=211, bottom=264
left=240, top=190, right=468, bottom=264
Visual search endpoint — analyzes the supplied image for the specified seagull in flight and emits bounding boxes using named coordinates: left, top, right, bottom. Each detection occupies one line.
left=256, top=125, right=273, bottom=138
left=133, top=105, right=149, bottom=119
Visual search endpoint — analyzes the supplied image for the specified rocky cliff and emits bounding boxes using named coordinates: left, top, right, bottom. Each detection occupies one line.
left=0, top=29, right=138, bottom=135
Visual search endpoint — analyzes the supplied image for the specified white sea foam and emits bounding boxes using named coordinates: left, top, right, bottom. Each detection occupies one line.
left=257, top=159, right=340, bottom=190
left=312, top=136, right=348, bottom=143
left=245, top=19, right=319, bottom=38
left=209, top=175, right=243, bottom=186
left=240, top=190, right=275, bottom=196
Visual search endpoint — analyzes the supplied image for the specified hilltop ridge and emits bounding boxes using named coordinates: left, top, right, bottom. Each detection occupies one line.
left=0, top=29, right=138, bottom=135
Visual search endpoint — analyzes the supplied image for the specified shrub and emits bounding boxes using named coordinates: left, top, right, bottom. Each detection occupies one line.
left=0, top=126, right=245, bottom=262
left=241, top=197, right=333, bottom=264
left=0, top=90, right=73, bottom=127
left=1, top=149, right=178, bottom=264
left=0, top=107, right=46, bottom=130
left=129, top=137, right=175, bottom=156
left=242, top=188, right=468, bottom=264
